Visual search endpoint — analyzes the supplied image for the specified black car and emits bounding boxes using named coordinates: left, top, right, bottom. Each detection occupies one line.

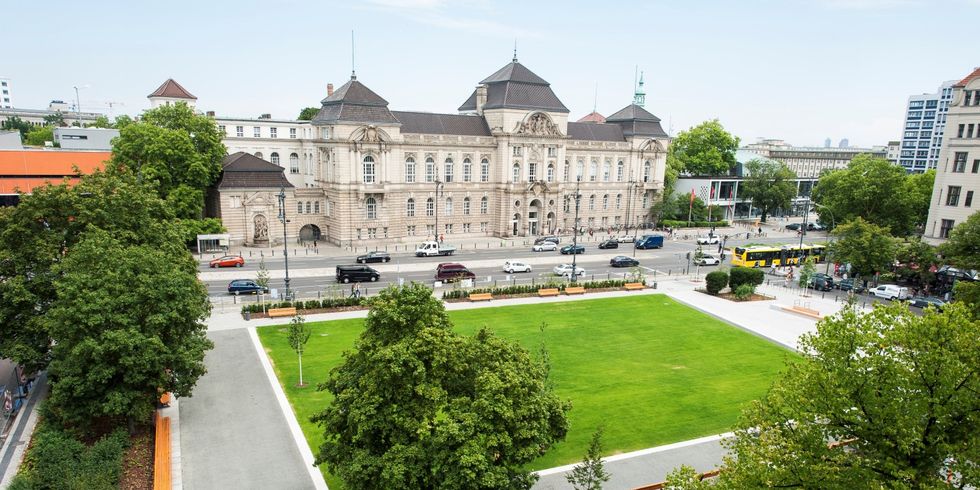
left=560, top=244, right=585, bottom=255
left=808, top=273, right=834, bottom=291
left=610, top=256, right=639, bottom=268
left=356, top=251, right=391, bottom=264
left=784, top=223, right=803, bottom=231
left=908, top=296, right=946, bottom=311
left=598, top=239, right=619, bottom=249
left=836, top=278, right=866, bottom=293
left=336, top=265, right=380, bottom=283
left=534, top=236, right=560, bottom=245
left=228, top=279, right=269, bottom=295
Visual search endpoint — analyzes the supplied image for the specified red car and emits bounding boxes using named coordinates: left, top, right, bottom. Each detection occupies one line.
left=210, top=255, right=245, bottom=268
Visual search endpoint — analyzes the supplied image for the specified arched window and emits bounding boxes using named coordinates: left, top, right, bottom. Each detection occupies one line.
left=255, top=152, right=263, bottom=159
left=589, top=195, right=596, bottom=210
left=603, top=162, right=611, bottom=182
left=616, top=194, right=622, bottom=209
left=289, top=153, right=299, bottom=174
left=576, top=160, right=585, bottom=180
left=480, top=158, right=490, bottom=182
left=547, top=163, right=555, bottom=182
left=564, top=160, right=570, bottom=181
left=426, top=197, right=434, bottom=217
left=271, top=152, right=280, bottom=165
left=366, top=197, right=377, bottom=219
left=363, top=155, right=376, bottom=183
left=406, top=198, right=415, bottom=217
left=480, top=196, right=488, bottom=214
left=444, top=158, right=454, bottom=182
left=405, top=157, right=416, bottom=183
left=602, top=194, right=609, bottom=209
left=305, top=201, right=311, bottom=214
left=589, top=161, right=598, bottom=182
left=445, top=197, right=453, bottom=215
left=463, top=197, right=471, bottom=215
left=463, top=158, right=472, bottom=182
left=296, top=201, right=303, bottom=214
left=643, top=160, right=652, bottom=182
left=617, top=161, right=624, bottom=182
left=425, top=157, right=435, bottom=183
left=643, top=192, right=649, bottom=208
left=314, top=201, right=320, bottom=213
left=512, top=163, right=521, bottom=183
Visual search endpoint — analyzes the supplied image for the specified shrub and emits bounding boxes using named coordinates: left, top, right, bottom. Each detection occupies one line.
left=11, top=424, right=129, bottom=489
left=734, top=284, right=755, bottom=300
left=705, top=271, right=729, bottom=295
left=660, top=219, right=729, bottom=229
left=440, top=280, right=628, bottom=300
left=241, top=296, right=368, bottom=314
left=729, top=267, right=764, bottom=290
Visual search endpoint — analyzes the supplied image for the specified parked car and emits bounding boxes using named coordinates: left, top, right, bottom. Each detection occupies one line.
left=598, top=239, right=619, bottom=249
left=553, top=264, right=586, bottom=278
left=560, top=244, right=585, bottom=255
left=784, top=223, right=803, bottom=231
left=616, top=235, right=637, bottom=243
left=871, top=284, right=910, bottom=300
left=808, top=273, right=834, bottom=291
left=532, top=241, right=558, bottom=252
left=696, top=254, right=721, bottom=266
left=356, top=251, right=391, bottom=264
left=610, top=256, right=639, bottom=268
left=435, top=263, right=476, bottom=282
left=634, top=235, right=665, bottom=249
left=210, top=255, right=245, bottom=268
left=227, top=279, right=268, bottom=295
left=336, top=265, right=380, bottom=283
left=534, top=236, right=560, bottom=245
left=836, top=278, right=866, bottom=293
left=503, top=261, right=532, bottom=273
left=696, top=234, right=720, bottom=245
left=807, top=223, right=825, bottom=231
left=908, top=296, right=946, bottom=311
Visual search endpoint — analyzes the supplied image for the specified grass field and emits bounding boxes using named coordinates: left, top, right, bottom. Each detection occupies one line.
left=257, top=294, right=794, bottom=486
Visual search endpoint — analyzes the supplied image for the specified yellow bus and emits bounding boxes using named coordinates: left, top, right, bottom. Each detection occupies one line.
left=730, top=244, right=826, bottom=268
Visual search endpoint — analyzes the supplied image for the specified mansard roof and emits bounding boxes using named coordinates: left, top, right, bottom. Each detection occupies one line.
left=313, top=78, right=400, bottom=125
left=459, top=60, right=569, bottom=113
left=480, top=61, right=550, bottom=85
left=148, top=78, right=196, bottom=100
left=217, top=152, right=293, bottom=189
left=567, top=122, right=624, bottom=142
left=392, top=111, right=491, bottom=136
left=605, top=104, right=668, bottom=138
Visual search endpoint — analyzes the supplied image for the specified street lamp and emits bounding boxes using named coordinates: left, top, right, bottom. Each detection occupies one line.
left=814, top=202, right=835, bottom=274
left=566, top=177, right=583, bottom=282
left=277, top=187, right=291, bottom=300
left=433, top=180, right=444, bottom=242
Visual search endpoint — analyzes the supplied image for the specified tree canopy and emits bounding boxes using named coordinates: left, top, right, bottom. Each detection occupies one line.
left=2, top=116, right=33, bottom=137
left=829, top=217, right=898, bottom=279
left=297, top=107, right=319, bottom=120
left=666, top=120, right=740, bottom=177
left=940, top=211, right=980, bottom=271
left=24, top=126, right=55, bottom=146
left=739, top=159, right=797, bottom=222
left=312, top=284, right=570, bottom=489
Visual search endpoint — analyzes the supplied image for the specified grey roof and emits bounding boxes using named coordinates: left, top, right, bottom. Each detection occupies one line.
left=392, top=111, right=491, bottom=136
left=217, top=152, right=294, bottom=189
left=480, top=61, right=549, bottom=84
left=605, top=104, right=668, bottom=138
left=606, top=104, right=661, bottom=123
left=458, top=90, right=478, bottom=112
left=567, top=122, right=625, bottom=142
left=312, top=78, right=400, bottom=125
left=459, top=61, right=569, bottom=113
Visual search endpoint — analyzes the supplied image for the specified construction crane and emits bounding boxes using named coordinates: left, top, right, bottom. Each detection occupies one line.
left=82, top=99, right=126, bottom=117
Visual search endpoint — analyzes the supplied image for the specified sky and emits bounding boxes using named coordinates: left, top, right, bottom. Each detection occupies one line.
left=4, top=0, right=979, bottom=148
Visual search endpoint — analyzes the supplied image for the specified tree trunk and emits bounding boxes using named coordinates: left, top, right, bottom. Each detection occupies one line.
left=298, top=352, right=304, bottom=386
left=760, top=209, right=768, bottom=223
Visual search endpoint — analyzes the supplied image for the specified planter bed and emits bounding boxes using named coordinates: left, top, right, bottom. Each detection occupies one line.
left=443, top=286, right=628, bottom=303
left=244, top=304, right=369, bottom=319
left=698, top=289, right=774, bottom=302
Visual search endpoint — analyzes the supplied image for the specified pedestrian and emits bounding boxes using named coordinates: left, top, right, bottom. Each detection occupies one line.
left=313, top=240, right=318, bottom=250
left=354, top=283, right=361, bottom=299
left=350, top=283, right=356, bottom=298
left=746, top=232, right=751, bottom=239
left=439, top=233, right=444, bottom=243
left=757, top=226, right=762, bottom=235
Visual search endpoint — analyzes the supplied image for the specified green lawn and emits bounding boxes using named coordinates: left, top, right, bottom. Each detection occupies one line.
left=257, top=294, right=793, bottom=486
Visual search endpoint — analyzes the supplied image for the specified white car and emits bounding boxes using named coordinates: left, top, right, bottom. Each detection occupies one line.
left=532, top=242, right=558, bottom=252
left=696, top=254, right=721, bottom=266
left=696, top=234, right=720, bottom=245
left=503, top=261, right=532, bottom=273
left=616, top=235, right=637, bottom=243
left=871, top=284, right=910, bottom=300
left=553, top=264, right=586, bottom=277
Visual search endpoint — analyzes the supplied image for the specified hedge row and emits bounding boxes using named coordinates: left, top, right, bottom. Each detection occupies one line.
left=660, top=219, right=729, bottom=228
left=441, top=279, right=631, bottom=300
left=241, top=296, right=368, bottom=314
left=9, top=424, right=129, bottom=489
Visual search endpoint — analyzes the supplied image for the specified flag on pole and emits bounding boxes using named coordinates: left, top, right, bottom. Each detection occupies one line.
left=689, top=188, right=695, bottom=206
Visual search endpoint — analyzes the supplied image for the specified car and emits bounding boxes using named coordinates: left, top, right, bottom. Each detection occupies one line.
left=784, top=223, right=803, bottom=231
left=227, top=279, right=268, bottom=295
left=836, top=278, right=866, bottom=293
left=356, top=251, right=391, bottom=264
left=532, top=241, right=558, bottom=252
left=435, top=263, right=476, bottom=282
left=560, top=244, right=585, bottom=255
left=871, top=284, right=910, bottom=300
left=696, top=234, right=720, bottom=245
left=503, top=261, right=532, bottom=273
left=210, top=255, right=245, bottom=268
left=696, top=254, right=721, bottom=266
left=610, top=256, right=639, bottom=268
left=808, top=273, right=834, bottom=291
left=908, top=296, right=946, bottom=311
left=336, top=265, right=380, bottom=283
left=598, top=239, right=619, bottom=249
left=534, top=236, right=560, bottom=245
left=553, top=264, right=586, bottom=277
left=616, top=235, right=637, bottom=243
left=807, top=223, right=825, bottom=231
left=635, top=235, right=665, bottom=249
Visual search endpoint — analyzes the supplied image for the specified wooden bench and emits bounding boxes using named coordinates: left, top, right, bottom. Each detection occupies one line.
left=565, top=286, right=586, bottom=295
left=468, top=293, right=493, bottom=302
left=268, top=307, right=298, bottom=318
left=538, top=288, right=560, bottom=297
left=154, top=412, right=172, bottom=490
left=624, top=282, right=645, bottom=291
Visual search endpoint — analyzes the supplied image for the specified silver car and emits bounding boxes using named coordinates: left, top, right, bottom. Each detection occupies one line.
left=553, top=264, right=586, bottom=277
left=532, top=241, right=558, bottom=252
left=503, top=261, right=532, bottom=273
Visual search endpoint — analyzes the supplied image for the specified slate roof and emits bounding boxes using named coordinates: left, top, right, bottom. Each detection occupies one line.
left=312, top=78, right=400, bottom=125
left=567, top=122, right=625, bottom=142
left=605, top=104, right=668, bottom=138
left=459, top=61, right=569, bottom=113
left=392, top=111, right=491, bottom=136
left=148, top=79, right=197, bottom=100
left=217, top=152, right=294, bottom=189
left=955, top=66, right=980, bottom=87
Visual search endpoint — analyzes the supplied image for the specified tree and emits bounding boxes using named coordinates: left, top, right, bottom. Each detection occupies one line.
left=798, top=256, right=816, bottom=289
left=905, top=169, right=935, bottom=229
left=287, top=314, right=311, bottom=387
left=953, top=281, right=980, bottom=320
left=87, top=115, right=114, bottom=129
left=43, top=112, right=66, bottom=127
left=297, top=107, right=319, bottom=120
left=666, top=194, right=707, bottom=221
left=566, top=427, right=611, bottom=490
left=811, top=154, right=923, bottom=236
left=2, top=116, right=33, bottom=137
left=699, top=302, right=980, bottom=489
left=665, top=120, right=739, bottom=176
left=894, top=237, right=938, bottom=287
left=312, top=283, right=570, bottom=490
left=739, top=159, right=797, bottom=222
left=255, top=257, right=270, bottom=290
left=940, top=211, right=980, bottom=271
left=664, top=465, right=713, bottom=490
left=24, top=126, right=55, bottom=146
left=829, top=217, right=898, bottom=280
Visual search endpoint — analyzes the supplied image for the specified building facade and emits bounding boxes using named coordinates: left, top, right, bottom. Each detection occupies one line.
left=211, top=58, right=670, bottom=247
left=0, top=77, right=11, bottom=109
left=743, top=138, right=887, bottom=178
left=898, top=80, right=955, bottom=173
left=53, top=127, right=119, bottom=150
left=924, top=68, right=980, bottom=243
left=0, top=148, right=109, bottom=206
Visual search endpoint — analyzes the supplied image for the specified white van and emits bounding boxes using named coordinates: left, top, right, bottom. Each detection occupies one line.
left=872, top=284, right=910, bottom=300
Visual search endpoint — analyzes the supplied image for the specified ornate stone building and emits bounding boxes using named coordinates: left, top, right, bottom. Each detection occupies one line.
left=212, top=58, right=670, bottom=246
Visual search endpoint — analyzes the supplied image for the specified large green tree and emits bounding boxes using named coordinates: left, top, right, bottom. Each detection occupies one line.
left=739, top=159, right=797, bottom=222
left=829, top=217, right=898, bottom=279
left=895, top=237, right=939, bottom=287
left=666, top=120, right=739, bottom=177
left=686, top=303, right=980, bottom=489
left=297, top=107, right=319, bottom=120
left=312, top=284, right=570, bottom=489
left=2, top=116, right=33, bottom=137
left=812, top=154, right=926, bottom=236
left=24, top=125, right=55, bottom=146
left=940, top=211, right=980, bottom=271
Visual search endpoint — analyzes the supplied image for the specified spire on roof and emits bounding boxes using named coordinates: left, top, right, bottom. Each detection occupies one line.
left=513, top=40, right=518, bottom=62
left=633, top=71, right=646, bottom=107
left=351, top=30, right=357, bottom=81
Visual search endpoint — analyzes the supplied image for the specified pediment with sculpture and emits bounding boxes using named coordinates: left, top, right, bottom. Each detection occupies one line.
left=515, top=112, right=562, bottom=137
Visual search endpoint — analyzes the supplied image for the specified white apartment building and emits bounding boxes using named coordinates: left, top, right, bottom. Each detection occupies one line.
left=743, top=138, right=887, bottom=178
left=0, top=77, right=11, bottom=108
left=898, top=80, right=955, bottom=173
left=924, top=68, right=980, bottom=243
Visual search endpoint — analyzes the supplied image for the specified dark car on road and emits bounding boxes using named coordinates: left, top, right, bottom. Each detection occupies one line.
left=908, top=296, right=946, bottom=311
left=356, top=251, right=391, bottom=264
left=610, top=256, right=639, bottom=268
left=336, top=265, right=380, bottom=283
left=534, top=236, right=560, bottom=245
left=598, top=239, right=619, bottom=249
left=808, top=273, right=834, bottom=291
left=836, top=278, right=865, bottom=293
left=560, top=244, right=585, bottom=255
left=435, top=263, right=476, bottom=282
left=784, top=223, right=803, bottom=231
left=227, top=279, right=268, bottom=295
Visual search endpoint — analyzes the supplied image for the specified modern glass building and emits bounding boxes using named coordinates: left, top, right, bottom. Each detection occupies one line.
left=899, top=80, right=955, bottom=173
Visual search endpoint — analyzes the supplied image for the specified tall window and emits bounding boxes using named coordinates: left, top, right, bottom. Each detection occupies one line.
left=589, top=161, right=598, bottom=182
left=405, top=157, right=416, bottom=183
left=253, top=127, right=260, bottom=138
left=297, top=201, right=303, bottom=214
left=444, top=158, right=454, bottom=182
left=426, top=197, right=434, bottom=217
left=953, top=152, right=967, bottom=172
left=547, top=163, right=555, bottom=182
left=481, top=158, right=490, bottom=182
left=270, top=127, right=278, bottom=139
left=966, top=190, right=974, bottom=207
left=463, top=197, right=471, bottom=215
left=643, top=161, right=652, bottom=182
left=616, top=194, right=622, bottom=208
left=463, top=158, right=472, bottom=182
left=289, top=128, right=296, bottom=138
left=577, top=160, right=585, bottom=180
left=366, top=197, right=377, bottom=219
left=602, top=194, right=609, bottom=209
left=406, top=198, right=415, bottom=217
left=564, top=160, right=570, bottom=182
left=305, top=202, right=311, bottom=213
left=289, top=153, right=299, bottom=174
left=425, top=157, right=435, bottom=183
left=589, top=195, right=595, bottom=210
left=314, top=201, right=320, bottom=213
left=603, top=162, right=611, bottom=182
left=363, top=156, right=376, bottom=183
left=480, top=196, right=488, bottom=214
left=236, top=126, right=244, bottom=137
left=940, top=219, right=955, bottom=239
left=271, top=152, right=280, bottom=165
left=946, top=186, right=962, bottom=206
left=529, top=162, right=538, bottom=181
left=445, top=197, right=453, bottom=215
left=617, top=161, right=624, bottom=181
left=512, top=163, right=521, bottom=183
